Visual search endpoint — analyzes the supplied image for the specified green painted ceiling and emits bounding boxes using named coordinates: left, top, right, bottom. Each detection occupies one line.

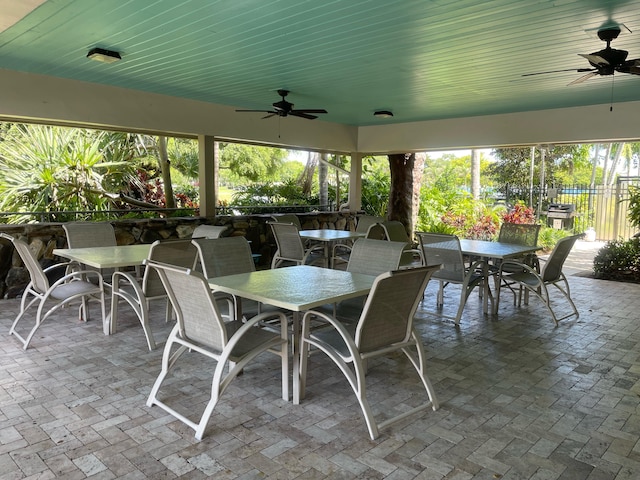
left=3, top=0, right=640, bottom=126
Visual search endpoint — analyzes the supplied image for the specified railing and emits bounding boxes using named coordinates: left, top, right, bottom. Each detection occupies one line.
left=0, top=204, right=333, bottom=223
left=504, top=178, right=640, bottom=241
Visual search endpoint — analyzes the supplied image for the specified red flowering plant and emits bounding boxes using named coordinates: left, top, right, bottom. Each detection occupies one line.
left=502, top=202, right=535, bottom=224
left=440, top=208, right=500, bottom=240
left=465, top=214, right=499, bottom=240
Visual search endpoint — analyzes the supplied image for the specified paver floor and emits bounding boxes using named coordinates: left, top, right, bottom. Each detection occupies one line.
left=1, top=244, right=639, bottom=479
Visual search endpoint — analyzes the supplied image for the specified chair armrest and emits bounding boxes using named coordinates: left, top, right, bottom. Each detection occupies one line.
left=43, top=261, right=76, bottom=274
left=50, top=268, right=104, bottom=290
left=499, top=259, right=540, bottom=277
left=111, top=270, right=143, bottom=303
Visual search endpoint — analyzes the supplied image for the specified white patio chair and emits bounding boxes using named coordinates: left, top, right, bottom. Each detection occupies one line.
left=417, top=232, right=488, bottom=325
left=2, top=233, right=106, bottom=350
left=332, top=215, right=384, bottom=268
left=368, top=220, right=424, bottom=268
left=144, top=260, right=288, bottom=440
left=62, top=221, right=119, bottom=285
left=270, top=213, right=303, bottom=230
left=269, top=222, right=325, bottom=269
left=326, top=238, right=407, bottom=323
left=192, top=236, right=259, bottom=319
left=496, top=234, right=581, bottom=325
left=299, top=265, right=441, bottom=440
left=495, top=222, right=541, bottom=304
left=110, top=239, right=198, bottom=350
left=191, top=224, right=229, bottom=239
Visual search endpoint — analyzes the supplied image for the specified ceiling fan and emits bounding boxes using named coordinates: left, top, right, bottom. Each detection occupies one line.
left=523, top=26, right=640, bottom=85
left=235, top=89, right=328, bottom=119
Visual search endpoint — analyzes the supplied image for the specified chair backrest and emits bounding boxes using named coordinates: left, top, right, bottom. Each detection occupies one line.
left=541, top=234, right=581, bottom=283
left=355, top=266, right=439, bottom=354
left=416, top=232, right=467, bottom=282
left=498, top=223, right=540, bottom=246
left=365, top=223, right=386, bottom=240
left=269, top=222, right=305, bottom=262
left=142, top=240, right=198, bottom=297
left=381, top=221, right=412, bottom=243
left=271, top=214, right=302, bottom=230
left=356, top=215, right=384, bottom=234
left=346, top=238, right=407, bottom=276
left=192, top=225, right=229, bottom=239
left=0, top=233, right=49, bottom=294
left=62, top=222, right=117, bottom=248
left=192, top=236, right=256, bottom=278
left=145, top=260, right=228, bottom=351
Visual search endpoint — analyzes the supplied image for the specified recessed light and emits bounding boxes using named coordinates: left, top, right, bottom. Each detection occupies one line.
left=374, top=110, right=393, bottom=118
left=87, top=47, right=122, bottom=63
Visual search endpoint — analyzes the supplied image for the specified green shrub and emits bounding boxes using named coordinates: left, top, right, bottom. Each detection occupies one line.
left=537, top=226, right=570, bottom=251
left=593, top=237, right=640, bottom=283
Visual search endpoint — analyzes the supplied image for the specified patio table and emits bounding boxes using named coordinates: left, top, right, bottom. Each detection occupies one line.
left=299, top=229, right=365, bottom=268
left=208, top=265, right=375, bottom=404
left=458, top=239, right=541, bottom=314
left=53, top=244, right=152, bottom=334
left=53, top=244, right=152, bottom=270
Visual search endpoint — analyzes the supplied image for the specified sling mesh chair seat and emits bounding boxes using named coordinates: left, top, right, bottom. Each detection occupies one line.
left=496, top=234, right=581, bottom=325
left=269, top=222, right=325, bottom=269
left=324, top=238, right=407, bottom=323
left=192, top=236, right=263, bottom=320
left=332, top=215, right=384, bottom=268
left=2, top=233, right=106, bottom=350
left=494, top=222, right=541, bottom=305
left=299, top=265, right=441, bottom=440
left=144, top=260, right=289, bottom=440
left=62, top=221, right=119, bottom=285
left=417, top=232, right=490, bottom=325
left=110, top=239, right=198, bottom=350
left=367, top=220, right=424, bottom=268
left=191, top=224, right=229, bottom=239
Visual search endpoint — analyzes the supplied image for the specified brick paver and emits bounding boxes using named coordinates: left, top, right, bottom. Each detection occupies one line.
left=0, top=245, right=638, bottom=478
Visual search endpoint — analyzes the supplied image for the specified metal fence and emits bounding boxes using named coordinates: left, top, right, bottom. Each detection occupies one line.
left=0, top=204, right=332, bottom=223
left=505, top=177, right=640, bottom=241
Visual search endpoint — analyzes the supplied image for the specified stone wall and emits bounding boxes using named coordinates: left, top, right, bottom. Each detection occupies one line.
left=0, top=212, right=356, bottom=299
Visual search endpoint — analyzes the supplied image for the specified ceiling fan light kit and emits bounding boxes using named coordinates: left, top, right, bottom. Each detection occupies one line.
left=235, top=89, right=327, bottom=120
left=87, top=47, right=122, bottom=63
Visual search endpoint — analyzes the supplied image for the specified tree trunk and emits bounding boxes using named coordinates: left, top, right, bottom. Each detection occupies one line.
left=299, top=151, right=318, bottom=195
left=602, top=143, right=611, bottom=186
left=157, top=136, right=175, bottom=209
left=471, top=149, right=481, bottom=199
left=607, top=142, right=624, bottom=186
left=319, top=153, right=328, bottom=209
left=388, top=153, right=416, bottom=237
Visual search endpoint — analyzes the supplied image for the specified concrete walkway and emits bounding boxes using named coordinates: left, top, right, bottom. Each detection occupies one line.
left=558, top=239, right=605, bottom=276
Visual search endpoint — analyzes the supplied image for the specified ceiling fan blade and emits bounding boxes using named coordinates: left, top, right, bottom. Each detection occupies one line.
left=262, top=112, right=278, bottom=119
left=235, top=109, right=276, bottom=113
left=617, top=58, right=640, bottom=74
left=522, top=67, right=594, bottom=77
left=568, top=71, right=598, bottom=85
left=292, top=109, right=327, bottom=114
left=579, top=53, right=610, bottom=67
left=289, top=111, right=318, bottom=120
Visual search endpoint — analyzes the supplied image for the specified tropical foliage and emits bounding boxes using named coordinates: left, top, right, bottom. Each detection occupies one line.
left=0, top=124, right=136, bottom=222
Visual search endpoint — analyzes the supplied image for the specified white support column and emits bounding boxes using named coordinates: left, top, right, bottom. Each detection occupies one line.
left=198, top=135, right=217, bottom=217
left=344, top=152, right=363, bottom=211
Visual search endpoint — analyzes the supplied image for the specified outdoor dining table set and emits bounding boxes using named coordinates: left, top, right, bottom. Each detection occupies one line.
left=6, top=220, right=575, bottom=441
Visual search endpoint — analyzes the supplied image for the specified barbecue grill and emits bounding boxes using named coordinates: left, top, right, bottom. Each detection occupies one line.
left=547, top=203, right=576, bottom=229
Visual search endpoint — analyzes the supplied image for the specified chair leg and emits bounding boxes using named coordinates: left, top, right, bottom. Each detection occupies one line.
left=194, top=361, right=226, bottom=440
